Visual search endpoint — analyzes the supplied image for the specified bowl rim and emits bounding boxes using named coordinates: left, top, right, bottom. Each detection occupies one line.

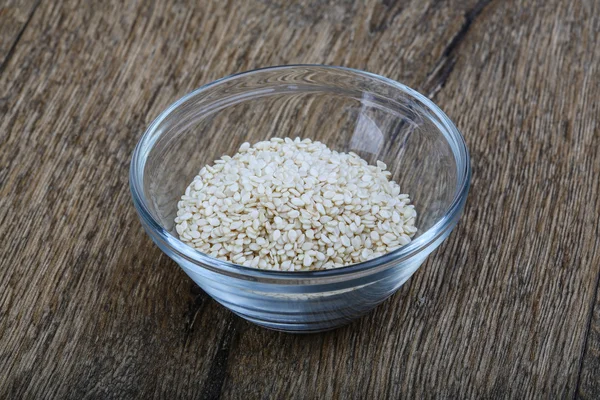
left=130, top=64, right=471, bottom=280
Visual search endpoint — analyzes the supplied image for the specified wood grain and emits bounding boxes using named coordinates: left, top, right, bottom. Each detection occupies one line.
left=1, top=0, right=599, bottom=398
left=580, top=289, right=600, bottom=399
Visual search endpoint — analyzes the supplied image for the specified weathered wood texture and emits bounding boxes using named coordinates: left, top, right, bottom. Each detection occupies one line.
left=581, top=291, right=600, bottom=398
left=1, top=0, right=599, bottom=398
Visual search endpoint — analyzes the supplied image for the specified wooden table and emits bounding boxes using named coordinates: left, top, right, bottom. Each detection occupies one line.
left=1, top=0, right=599, bottom=398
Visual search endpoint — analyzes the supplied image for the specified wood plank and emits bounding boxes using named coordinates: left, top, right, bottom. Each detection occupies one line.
left=0, top=0, right=39, bottom=72
left=0, top=0, right=599, bottom=398
left=426, top=0, right=600, bottom=397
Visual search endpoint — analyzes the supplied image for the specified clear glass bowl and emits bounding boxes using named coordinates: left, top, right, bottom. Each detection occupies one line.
left=130, top=65, right=470, bottom=332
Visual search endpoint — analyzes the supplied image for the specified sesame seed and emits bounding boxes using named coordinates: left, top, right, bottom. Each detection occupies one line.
left=291, top=197, right=305, bottom=206
left=340, top=235, right=351, bottom=247
left=382, top=232, right=396, bottom=244
left=303, top=254, right=313, bottom=267
left=288, top=230, right=298, bottom=242
left=272, top=229, right=281, bottom=241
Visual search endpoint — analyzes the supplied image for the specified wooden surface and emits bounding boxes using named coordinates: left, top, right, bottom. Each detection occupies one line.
left=1, top=0, right=599, bottom=398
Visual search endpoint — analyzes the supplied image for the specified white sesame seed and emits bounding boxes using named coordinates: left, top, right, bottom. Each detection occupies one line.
left=315, top=203, right=326, bottom=215
left=303, top=254, right=313, bottom=267
left=230, top=221, right=243, bottom=230
left=340, top=235, right=351, bottom=247
left=382, top=232, right=396, bottom=244
left=239, top=142, right=251, bottom=152
left=291, top=197, right=305, bottom=206
left=281, top=260, right=292, bottom=270
left=288, top=230, right=298, bottom=242
left=398, top=234, right=411, bottom=245
left=288, top=210, right=300, bottom=219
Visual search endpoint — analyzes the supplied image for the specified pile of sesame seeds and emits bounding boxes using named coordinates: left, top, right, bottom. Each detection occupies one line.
left=175, top=137, right=417, bottom=271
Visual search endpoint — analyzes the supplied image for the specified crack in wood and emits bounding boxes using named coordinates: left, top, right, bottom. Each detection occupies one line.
left=183, top=286, right=208, bottom=339
left=0, top=0, right=41, bottom=76
left=574, top=263, right=600, bottom=398
left=422, top=0, right=494, bottom=97
left=200, top=316, right=241, bottom=400
left=442, top=0, right=492, bottom=59
left=368, top=0, right=404, bottom=34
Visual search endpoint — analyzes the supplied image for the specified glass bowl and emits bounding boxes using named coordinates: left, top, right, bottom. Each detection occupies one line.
left=130, top=65, right=470, bottom=333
